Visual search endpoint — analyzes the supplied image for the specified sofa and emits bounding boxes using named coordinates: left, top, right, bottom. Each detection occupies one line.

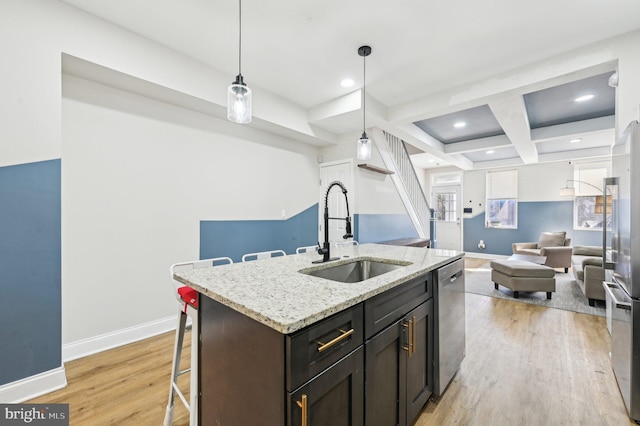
left=571, top=245, right=605, bottom=306
left=512, top=231, right=573, bottom=272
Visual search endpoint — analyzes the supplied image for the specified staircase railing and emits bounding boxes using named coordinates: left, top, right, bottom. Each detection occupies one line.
left=371, top=128, right=435, bottom=244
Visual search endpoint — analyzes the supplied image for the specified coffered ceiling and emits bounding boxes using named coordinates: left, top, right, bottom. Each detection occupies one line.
left=60, top=0, right=640, bottom=170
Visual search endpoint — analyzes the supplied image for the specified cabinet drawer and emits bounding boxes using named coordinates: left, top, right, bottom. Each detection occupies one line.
left=287, top=303, right=364, bottom=391
left=364, top=273, right=432, bottom=339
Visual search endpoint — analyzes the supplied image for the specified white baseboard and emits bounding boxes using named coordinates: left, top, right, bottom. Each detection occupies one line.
left=62, top=315, right=177, bottom=362
left=0, top=316, right=179, bottom=403
left=0, top=367, right=67, bottom=403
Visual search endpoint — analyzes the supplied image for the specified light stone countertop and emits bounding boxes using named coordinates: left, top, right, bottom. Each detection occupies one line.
left=173, top=243, right=464, bottom=334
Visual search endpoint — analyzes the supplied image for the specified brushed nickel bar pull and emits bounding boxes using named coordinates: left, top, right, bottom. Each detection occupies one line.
left=316, top=328, right=354, bottom=352
left=296, top=394, right=307, bottom=426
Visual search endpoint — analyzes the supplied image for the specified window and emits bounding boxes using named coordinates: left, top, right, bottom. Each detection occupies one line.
left=435, top=192, right=458, bottom=222
left=431, top=172, right=461, bottom=186
left=485, top=170, right=518, bottom=229
left=573, top=166, right=608, bottom=230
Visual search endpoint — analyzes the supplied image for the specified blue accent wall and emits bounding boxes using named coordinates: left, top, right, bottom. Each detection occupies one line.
left=200, top=204, right=319, bottom=262
left=464, top=201, right=604, bottom=255
left=357, top=213, right=418, bottom=244
left=201, top=210, right=421, bottom=261
left=0, top=160, right=61, bottom=385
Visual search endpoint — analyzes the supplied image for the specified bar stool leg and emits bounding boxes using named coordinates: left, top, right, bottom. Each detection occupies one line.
left=164, top=311, right=187, bottom=426
left=189, top=309, right=199, bottom=426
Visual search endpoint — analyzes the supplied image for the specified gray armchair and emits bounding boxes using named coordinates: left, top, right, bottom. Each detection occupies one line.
left=571, top=245, right=605, bottom=306
left=512, top=231, right=572, bottom=272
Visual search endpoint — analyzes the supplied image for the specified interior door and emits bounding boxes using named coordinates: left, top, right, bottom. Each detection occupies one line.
left=432, top=185, right=461, bottom=250
left=319, top=161, right=354, bottom=245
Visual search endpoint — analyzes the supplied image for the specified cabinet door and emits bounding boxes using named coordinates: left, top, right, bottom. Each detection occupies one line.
left=288, top=347, right=364, bottom=426
left=364, top=319, right=406, bottom=426
left=406, top=299, right=434, bottom=424
left=366, top=300, right=434, bottom=426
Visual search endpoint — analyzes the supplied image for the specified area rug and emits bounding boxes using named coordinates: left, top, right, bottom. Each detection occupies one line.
left=465, top=262, right=606, bottom=317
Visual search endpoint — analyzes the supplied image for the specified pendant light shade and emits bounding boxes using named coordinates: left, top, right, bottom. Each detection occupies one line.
left=558, top=186, right=575, bottom=197
left=227, top=75, right=252, bottom=124
left=356, top=45, right=372, bottom=161
left=357, top=133, right=372, bottom=161
left=227, top=0, right=252, bottom=124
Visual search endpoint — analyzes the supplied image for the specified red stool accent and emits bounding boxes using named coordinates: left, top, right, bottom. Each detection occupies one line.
left=177, top=286, right=198, bottom=311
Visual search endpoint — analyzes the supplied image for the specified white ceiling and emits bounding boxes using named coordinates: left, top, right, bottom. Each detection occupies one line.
left=61, top=0, right=640, bottom=170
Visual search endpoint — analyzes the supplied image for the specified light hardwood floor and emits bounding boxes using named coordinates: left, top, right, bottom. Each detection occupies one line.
left=29, top=259, right=634, bottom=425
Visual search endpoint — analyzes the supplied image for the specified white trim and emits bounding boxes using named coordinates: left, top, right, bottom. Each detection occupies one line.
left=430, top=170, right=462, bottom=187
left=0, top=367, right=67, bottom=403
left=62, top=315, right=176, bottom=362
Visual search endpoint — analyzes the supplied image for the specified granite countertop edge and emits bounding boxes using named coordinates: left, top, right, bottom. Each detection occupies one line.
left=174, top=244, right=464, bottom=334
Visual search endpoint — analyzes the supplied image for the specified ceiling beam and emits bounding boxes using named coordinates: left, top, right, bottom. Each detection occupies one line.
left=443, top=134, right=511, bottom=154
left=531, top=115, right=615, bottom=141
left=538, top=146, right=612, bottom=163
left=488, top=95, right=538, bottom=164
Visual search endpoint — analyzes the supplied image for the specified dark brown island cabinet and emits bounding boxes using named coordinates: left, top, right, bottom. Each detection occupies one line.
left=199, top=271, right=434, bottom=426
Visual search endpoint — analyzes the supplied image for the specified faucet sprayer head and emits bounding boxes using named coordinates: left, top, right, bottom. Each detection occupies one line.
left=344, top=217, right=353, bottom=239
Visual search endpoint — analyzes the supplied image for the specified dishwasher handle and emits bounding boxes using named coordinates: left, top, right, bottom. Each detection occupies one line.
left=437, top=259, right=464, bottom=286
left=441, top=270, right=464, bottom=289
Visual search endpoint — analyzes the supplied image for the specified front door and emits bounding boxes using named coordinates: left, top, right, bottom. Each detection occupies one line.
left=319, top=160, right=354, bottom=245
left=432, top=185, right=461, bottom=250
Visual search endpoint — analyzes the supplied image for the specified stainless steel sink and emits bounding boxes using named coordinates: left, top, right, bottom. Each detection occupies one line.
left=300, top=259, right=411, bottom=283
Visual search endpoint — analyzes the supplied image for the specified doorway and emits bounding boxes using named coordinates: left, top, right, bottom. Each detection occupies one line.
left=432, top=185, right=462, bottom=250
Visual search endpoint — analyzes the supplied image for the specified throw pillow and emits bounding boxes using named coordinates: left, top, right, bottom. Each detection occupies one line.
left=537, top=231, right=566, bottom=249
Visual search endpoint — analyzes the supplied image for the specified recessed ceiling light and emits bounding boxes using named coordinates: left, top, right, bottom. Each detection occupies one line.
left=428, top=158, right=435, bottom=163
left=453, top=121, right=466, bottom=128
left=574, top=94, right=595, bottom=102
left=486, top=150, right=495, bottom=154
left=341, top=78, right=354, bottom=88
left=569, top=138, right=582, bottom=143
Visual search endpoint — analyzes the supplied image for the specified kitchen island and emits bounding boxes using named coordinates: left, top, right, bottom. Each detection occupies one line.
left=173, top=243, right=464, bottom=425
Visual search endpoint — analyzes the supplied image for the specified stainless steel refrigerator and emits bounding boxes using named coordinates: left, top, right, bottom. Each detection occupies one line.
left=603, top=119, right=640, bottom=423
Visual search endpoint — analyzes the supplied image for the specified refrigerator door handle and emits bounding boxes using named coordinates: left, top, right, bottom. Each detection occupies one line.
left=603, top=176, right=618, bottom=270
left=603, top=281, right=632, bottom=310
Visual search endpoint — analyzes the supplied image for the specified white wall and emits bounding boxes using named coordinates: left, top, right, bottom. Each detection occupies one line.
left=61, top=75, right=319, bottom=344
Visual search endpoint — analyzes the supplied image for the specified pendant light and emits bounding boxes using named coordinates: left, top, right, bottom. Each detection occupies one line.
left=227, top=0, right=252, bottom=124
left=356, top=45, right=372, bottom=161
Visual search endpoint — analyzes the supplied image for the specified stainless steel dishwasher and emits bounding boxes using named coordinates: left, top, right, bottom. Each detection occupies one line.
left=433, top=258, right=465, bottom=396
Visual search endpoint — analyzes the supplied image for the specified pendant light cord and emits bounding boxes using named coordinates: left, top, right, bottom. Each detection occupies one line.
left=362, top=53, right=366, bottom=133
left=238, top=0, right=242, bottom=76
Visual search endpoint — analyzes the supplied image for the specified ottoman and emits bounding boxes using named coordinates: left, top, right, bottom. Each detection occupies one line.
left=490, top=259, right=556, bottom=299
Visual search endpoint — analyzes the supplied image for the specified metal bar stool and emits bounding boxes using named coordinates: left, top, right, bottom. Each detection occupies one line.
left=295, top=245, right=319, bottom=254
left=241, top=249, right=286, bottom=262
left=164, top=256, right=233, bottom=426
